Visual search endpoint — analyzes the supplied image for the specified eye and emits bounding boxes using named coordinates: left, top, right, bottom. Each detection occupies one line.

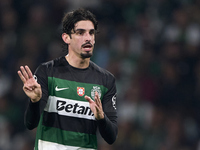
left=77, top=31, right=84, bottom=35
left=89, top=30, right=95, bottom=35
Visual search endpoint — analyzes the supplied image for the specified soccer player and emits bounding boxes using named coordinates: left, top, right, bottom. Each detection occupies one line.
left=17, top=8, right=118, bottom=150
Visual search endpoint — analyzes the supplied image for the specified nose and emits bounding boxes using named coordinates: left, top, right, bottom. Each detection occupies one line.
left=85, top=32, right=92, bottom=41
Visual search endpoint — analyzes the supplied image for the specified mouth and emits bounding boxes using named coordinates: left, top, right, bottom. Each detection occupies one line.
left=82, top=43, right=93, bottom=51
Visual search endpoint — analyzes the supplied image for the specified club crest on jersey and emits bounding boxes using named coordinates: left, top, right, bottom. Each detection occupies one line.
left=77, top=87, right=85, bottom=96
left=91, top=86, right=101, bottom=100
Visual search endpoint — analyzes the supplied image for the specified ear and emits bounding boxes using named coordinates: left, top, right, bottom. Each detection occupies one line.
left=62, top=33, right=70, bottom=44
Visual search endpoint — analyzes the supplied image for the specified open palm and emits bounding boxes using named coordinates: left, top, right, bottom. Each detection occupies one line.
left=85, top=91, right=104, bottom=120
left=18, top=66, right=42, bottom=103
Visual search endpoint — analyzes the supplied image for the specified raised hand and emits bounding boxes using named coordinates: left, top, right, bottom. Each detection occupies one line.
left=85, top=91, right=104, bottom=120
left=18, top=65, right=42, bottom=103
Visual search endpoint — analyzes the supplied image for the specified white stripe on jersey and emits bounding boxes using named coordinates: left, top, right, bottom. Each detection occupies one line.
left=44, top=96, right=95, bottom=120
left=38, top=140, right=96, bottom=150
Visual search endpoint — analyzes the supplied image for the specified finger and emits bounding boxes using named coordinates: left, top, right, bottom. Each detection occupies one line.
left=25, top=65, right=33, bottom=78
left=85, top=95, right=94, bottom=103
left=17, top=70, right=26, bottom=83
left=95, top=91, right=101, bottom=106
left=20, top=66, right=29, bottom=80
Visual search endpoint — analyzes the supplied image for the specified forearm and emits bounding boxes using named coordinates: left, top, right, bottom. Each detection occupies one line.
left=97, top=114, right=118, bottom=144
left=24, top=99, right=41, bottom=130
left=25, top=98, right=47, bottom=130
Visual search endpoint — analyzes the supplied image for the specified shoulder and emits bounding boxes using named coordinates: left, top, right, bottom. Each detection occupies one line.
left=35, top=56, right=67, bottom=75
left=89, top=61, right=115, bottom=80
left=36, top=56, right=66, bottom=71
left=41, top=56, right=66, bottom=68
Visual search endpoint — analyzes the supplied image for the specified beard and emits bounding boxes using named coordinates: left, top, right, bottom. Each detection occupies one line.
left=80, top=41, right=94, bottom=58
left=80, top=51, right=93, bottom=58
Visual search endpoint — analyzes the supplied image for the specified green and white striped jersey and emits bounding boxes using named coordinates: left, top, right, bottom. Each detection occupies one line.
left=27, top=56, right=117, bottom=150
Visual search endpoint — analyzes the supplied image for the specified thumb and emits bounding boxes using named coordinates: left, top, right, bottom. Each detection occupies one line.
left=85, top=95, right=93, bottom=103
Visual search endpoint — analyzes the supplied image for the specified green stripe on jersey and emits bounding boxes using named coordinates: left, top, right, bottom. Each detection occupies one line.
left=35, top=118, right=97, bottom=149
left=48, top=77, right=108, bottom=101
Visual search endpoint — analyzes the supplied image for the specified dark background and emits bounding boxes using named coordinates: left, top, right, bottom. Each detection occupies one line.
left=1, top=0, right=200, bottom=149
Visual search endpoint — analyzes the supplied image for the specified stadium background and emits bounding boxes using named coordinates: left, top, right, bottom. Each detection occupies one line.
left=1, top=0, right=200, bottom=149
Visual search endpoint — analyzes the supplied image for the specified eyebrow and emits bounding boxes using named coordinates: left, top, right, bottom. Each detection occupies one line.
left=74, top=29, right=95, bottom=33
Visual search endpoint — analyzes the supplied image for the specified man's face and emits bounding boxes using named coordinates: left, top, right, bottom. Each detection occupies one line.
left=68, top=20, right=95, bottom=59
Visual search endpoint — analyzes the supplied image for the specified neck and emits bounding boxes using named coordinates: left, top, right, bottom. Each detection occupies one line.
left=65, top=54, right=90, bottom=69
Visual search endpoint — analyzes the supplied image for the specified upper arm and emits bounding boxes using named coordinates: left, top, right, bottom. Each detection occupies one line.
left=102, top=76, right=117, bottom=122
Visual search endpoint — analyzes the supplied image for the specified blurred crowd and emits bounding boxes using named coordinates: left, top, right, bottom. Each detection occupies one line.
left=1, top=0, right=200, bottom=149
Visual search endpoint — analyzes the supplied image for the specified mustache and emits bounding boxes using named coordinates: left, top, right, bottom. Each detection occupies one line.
left=81, top=41, right=93, bottom=47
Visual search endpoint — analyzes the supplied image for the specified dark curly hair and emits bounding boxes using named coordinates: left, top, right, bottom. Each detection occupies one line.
left=62, top=8, right=98, bottom=36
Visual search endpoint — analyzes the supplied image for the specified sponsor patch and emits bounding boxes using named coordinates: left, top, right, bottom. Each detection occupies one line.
left=112, top=94, right=117, bottom=110
left=33, top=75, right=37, bottom=82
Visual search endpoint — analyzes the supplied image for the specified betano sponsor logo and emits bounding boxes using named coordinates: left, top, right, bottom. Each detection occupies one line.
left=57, top=100, right=94, bottom=116
left=44, top=96, right=95, bottom=120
